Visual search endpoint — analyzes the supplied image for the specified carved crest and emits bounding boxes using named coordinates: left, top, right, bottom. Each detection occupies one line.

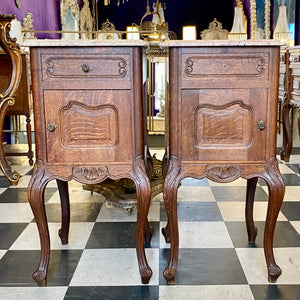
left=73, top=166, right=109, bottom=181
left=206, top=165, right=241, bottom=182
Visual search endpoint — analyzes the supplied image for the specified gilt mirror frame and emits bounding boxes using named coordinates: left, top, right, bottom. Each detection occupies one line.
left=60, top=0, right=80, bottom=40
left=250, top=0, right=271, bottom=39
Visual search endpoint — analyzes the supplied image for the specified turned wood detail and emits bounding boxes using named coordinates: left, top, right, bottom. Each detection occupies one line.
left=0, top=13, right=22, bottom=184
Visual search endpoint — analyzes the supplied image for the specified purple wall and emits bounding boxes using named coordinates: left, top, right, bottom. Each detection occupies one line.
left=0, top=0, right=82, bottom=39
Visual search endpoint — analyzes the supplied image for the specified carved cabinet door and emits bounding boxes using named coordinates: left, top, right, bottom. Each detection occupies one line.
left=180, top=88, right=268, bottom=162
left=43, top=89, right=133, bottom=163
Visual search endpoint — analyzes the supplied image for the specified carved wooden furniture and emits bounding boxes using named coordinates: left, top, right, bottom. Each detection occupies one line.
left=279, top=47, right=292, bottom=162
left=0, top=13, right=22, bottom=184
left=161, top=40, right=285, bottom=285
left=0, top=53, right=34, bottom=165
left=280, top=46, right=300, bottom=167
left=25, top=40, right=153, bottom=286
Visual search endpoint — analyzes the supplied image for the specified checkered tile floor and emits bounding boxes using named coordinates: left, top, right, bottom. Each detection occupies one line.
left=0, top=149, right=300, bottom=300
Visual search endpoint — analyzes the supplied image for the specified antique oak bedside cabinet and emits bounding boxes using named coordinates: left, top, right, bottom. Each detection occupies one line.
left=24, top=40, right=153, bottom=286
left=161, top=40, right=285, bottom=285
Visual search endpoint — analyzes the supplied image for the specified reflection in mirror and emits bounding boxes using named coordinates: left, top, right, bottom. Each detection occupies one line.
left=60, top=0, right=80, bottom=40
left=273, top=0, right=295, bottom=45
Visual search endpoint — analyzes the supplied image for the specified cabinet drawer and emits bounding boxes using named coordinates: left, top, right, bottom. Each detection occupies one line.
left=181, top=52, right=270, bottom=87
left=41, top=53, right=131, bottom=87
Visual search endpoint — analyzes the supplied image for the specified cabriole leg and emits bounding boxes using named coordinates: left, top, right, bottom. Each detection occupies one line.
left=27, top=167, right=51, bottom=286
left=246, top=177, right=258, bottom=244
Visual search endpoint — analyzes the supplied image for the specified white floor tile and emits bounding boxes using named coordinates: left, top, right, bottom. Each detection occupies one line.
left=70, top=248, right=159, bottom=286
left=159, top=221, right=233, bottom=248
left=47, top=189, right=105, bottom=204
left=177, top=186, right=215, bottom=202
left=0, top=203, right=33, bottom=223
left=10, top=222, right=94, bottom=250
left=291, top=221, right=300, bottom=234
left=218, top=202, right=287, bottom=222
left=96, top=201, right=160, bottom=222
left=208, top=178, right=247, bottom=186
left=236, top=247, right=300, bottom=284
left=159, top=285, right=255, bottom=300
left=0, top=287, right=67, bottom=300
left=279, top=164, right=296, bottom=174
left=0, top=250, right=7, bottom=259
left=262, top=186, right=300, bottom=202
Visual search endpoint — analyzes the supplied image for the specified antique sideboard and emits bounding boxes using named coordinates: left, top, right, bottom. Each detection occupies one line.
left=160, top=40, right=285, bottom=285
left=23, top=39, right=154, bottom=286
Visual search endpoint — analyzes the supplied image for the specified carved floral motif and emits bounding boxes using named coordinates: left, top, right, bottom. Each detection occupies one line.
left=206, top=164, right=241, bottom=182
left=72, top=166, right=109, bottom=181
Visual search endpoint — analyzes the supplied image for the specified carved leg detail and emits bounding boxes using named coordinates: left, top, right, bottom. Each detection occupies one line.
left=26, top=115, right=34, bottom=166
left=162, top=221, right=170, bottom=243
left=133, top=157, right=153, bottom=284
left=56, top=180, right=70, bottom=245
left=262, top=157, right=285, bottom=283
left=246, top=177, right=258, bottom=244
left=0, top=101, right=20, bottom=185
left=27, top=167, right=51, bottom=286
left=280, top=102, right=292, bottom=162
left=144, top=220, right=154, bottom=244
left=162, top=157, right=181, bottom=285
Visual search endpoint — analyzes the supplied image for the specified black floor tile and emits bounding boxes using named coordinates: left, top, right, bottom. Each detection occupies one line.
left=259, top=174, right=300, bottom=186
left=280, top=202, right=300, bottom=221
left=85, top=222, right=159, bottom=249
left=0, top=176, right=11, bottom=188
left=40, top=203, right=102, bottom=223
left=250, top=284, right=300, bottom=300
left=160, top=202, right=223, bottom=222
left=181, top=177, right=209, bottom=186
left=211, top=186, right=268, bottom=201
left=286, top=164, right=300, bottom=174
left=0, top=187, right=57, bottom=203
left=225, top=221, right=300, bottom=248
left=65, top=286, right=159, bottom=300
left=0, top=250, right=82, bottom=286
left=0, top=223, right=28, bottom=249
left=159, top=248, right=247, bottom=285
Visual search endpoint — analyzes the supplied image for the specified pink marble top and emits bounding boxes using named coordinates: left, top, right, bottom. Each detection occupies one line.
left=20, top=39, right=284, bottom=48
left=20, top=39, right=147, bottom=47
left=160, top=39, right=284, bottom=47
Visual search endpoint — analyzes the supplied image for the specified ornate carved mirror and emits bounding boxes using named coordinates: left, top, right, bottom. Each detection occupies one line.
left=60, top=0, right=80, bottom=39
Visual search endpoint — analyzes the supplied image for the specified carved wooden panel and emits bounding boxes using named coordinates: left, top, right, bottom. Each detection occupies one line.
left=180, top=88, right=268, bottom=162
left=42, top=54, right=129, bottom=81
left=195, top=101, right=252, bottom=147
left=44, top=89, right=132, bottom=163
left=183, top=53, right=269, bottom=78
left=61, top=102, right=118, bottom=148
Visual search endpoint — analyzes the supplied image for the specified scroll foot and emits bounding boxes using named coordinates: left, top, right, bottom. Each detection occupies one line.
left=32, top=270, right=47, bottom=287
left=140, top=267, right=153, bottom=284
left=163, top=267, right=176, bottom=285
left=268, top=264, right=282, bottom=283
